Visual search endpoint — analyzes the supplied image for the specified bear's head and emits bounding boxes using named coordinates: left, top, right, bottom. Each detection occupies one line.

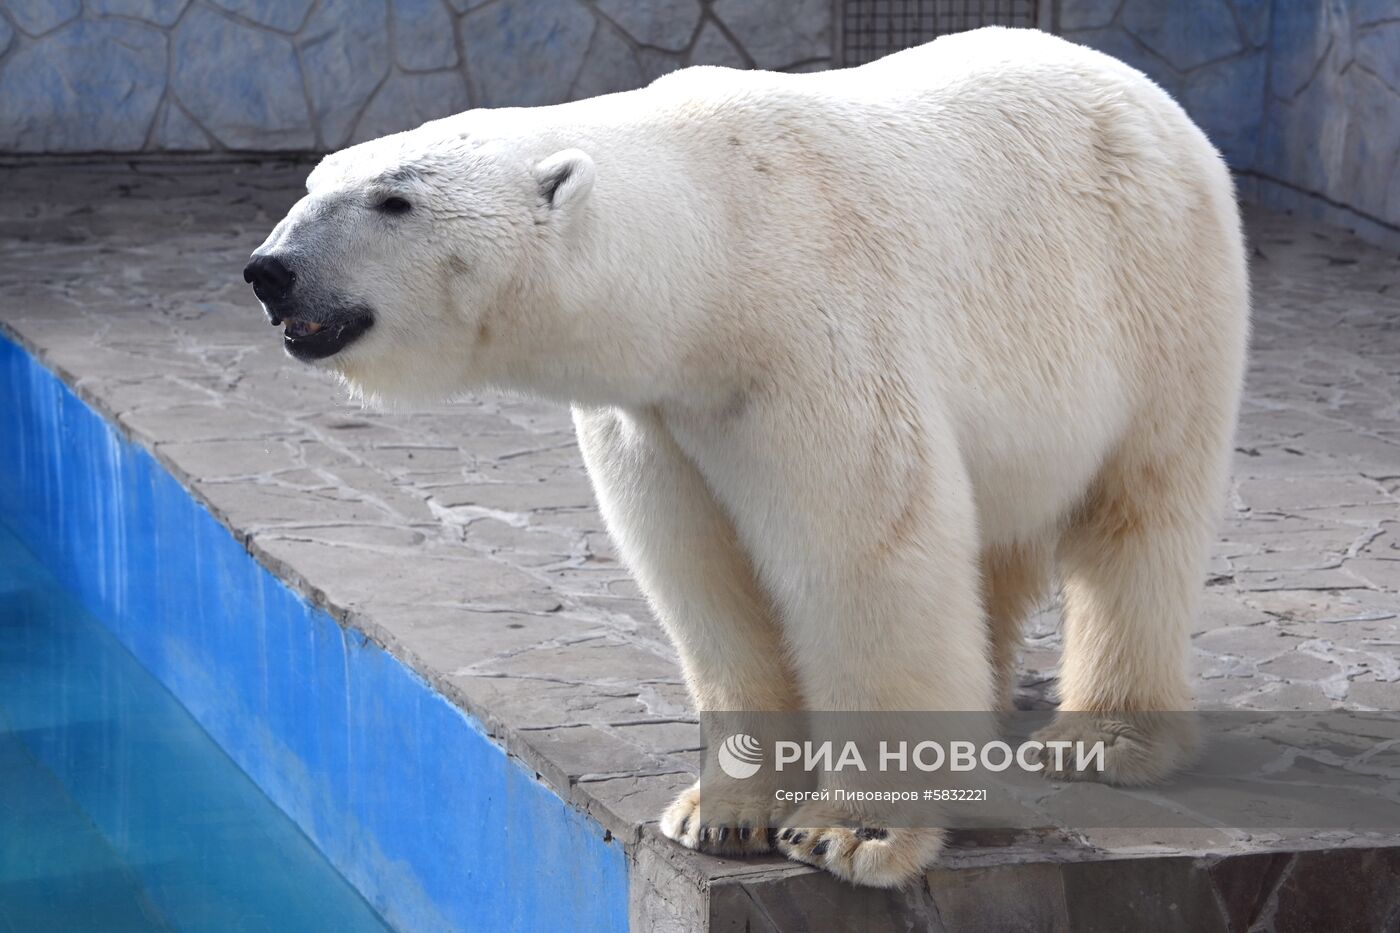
left=245, top=123, right=596, bottom=402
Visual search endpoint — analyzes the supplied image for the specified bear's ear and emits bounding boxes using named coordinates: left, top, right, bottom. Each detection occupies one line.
left=534, top=149, right=595, bottom=215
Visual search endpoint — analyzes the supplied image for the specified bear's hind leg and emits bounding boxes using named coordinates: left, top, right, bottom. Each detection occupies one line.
left=1034, top=435, right=1226, bottom=784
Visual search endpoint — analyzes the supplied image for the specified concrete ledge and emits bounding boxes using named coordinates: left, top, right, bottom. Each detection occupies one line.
left=2, top=161, right=1399, bottom=930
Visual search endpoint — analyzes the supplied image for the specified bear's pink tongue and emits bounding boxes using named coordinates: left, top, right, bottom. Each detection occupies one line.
left=284, top=319, right=324, bottom=338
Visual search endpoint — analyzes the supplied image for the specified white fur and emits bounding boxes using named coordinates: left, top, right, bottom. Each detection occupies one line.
left=261, top=27, right=1250, bottom=887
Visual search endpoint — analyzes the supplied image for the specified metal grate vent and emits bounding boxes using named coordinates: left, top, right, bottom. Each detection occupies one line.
left=838, top=0, right=1042, bottom=67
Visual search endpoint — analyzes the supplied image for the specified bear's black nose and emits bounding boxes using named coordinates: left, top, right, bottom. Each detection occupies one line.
left=243, top=254, right=295, bottom=301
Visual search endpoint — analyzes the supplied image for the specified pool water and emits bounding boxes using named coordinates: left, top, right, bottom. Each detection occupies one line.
left=0, top=523, right=390, bottom=932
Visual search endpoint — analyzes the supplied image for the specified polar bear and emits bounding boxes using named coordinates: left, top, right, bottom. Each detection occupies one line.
left=245, top=27, right=1248, bottom=888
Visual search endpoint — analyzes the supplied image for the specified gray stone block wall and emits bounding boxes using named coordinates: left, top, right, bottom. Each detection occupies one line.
left=0, top=0, right=828, bottom=153
left=1253, top=0, right=1400, bottom=247
left=1059, top=0, right=1400, bottom=246
left=0, top=0, right=1396, bottom=243
left=1058, top=0, right=1273, bottom=171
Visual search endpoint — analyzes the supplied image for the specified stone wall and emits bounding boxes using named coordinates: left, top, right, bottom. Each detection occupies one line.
left=1253, top=1, right=1400, bottom=247
left=1060, top=0, right=1400, bottom=245
left=0, top=0, right=830, bottom=153
left=1057, top=0, right=1272, bottom=170
left=0, top=0, right=1396, bottom=242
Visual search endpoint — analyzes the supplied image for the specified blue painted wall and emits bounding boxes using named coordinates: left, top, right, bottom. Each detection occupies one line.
left=0, top=333, right=629, bottom=933
left=1061, top=0, right=1400, bottom=245
left=0, top=0, right=816, bottom=152
left=1, top=1, right=1395, bottom=242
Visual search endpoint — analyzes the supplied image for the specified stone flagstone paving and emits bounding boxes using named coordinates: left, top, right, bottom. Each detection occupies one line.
left=0, top=160, right=1397, bottom=929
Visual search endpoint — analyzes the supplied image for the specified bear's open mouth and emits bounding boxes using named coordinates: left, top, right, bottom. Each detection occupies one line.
left=284, top=318, right=323, bottom=338
left=280, top=309, right=374, bottom=362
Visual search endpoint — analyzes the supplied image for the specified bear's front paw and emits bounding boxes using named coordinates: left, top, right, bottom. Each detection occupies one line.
left=659, top=781, right=786, bottom=857
left=1031, top=712, right=1198, bottom=785
left=775, top=802, right=945, bottom=888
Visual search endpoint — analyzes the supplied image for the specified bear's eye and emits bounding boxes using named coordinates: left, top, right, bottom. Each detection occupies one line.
left=377, top=196, right=412, bottom=215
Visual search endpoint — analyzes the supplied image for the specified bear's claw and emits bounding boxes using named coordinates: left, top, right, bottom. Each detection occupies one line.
left=659, top=782, right=784, bottom=857
left=774, top=803, right=946, bottom=888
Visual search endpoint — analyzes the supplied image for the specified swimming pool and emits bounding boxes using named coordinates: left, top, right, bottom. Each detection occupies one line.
left=0, top=333, right=629, bottom=931
left=0, top=520, right=389, bottom=931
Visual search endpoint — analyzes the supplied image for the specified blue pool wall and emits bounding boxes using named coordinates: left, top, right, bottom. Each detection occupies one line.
left=0, top=524, right=390, bottom=932
left=0, top=333, right=629, bottom=932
